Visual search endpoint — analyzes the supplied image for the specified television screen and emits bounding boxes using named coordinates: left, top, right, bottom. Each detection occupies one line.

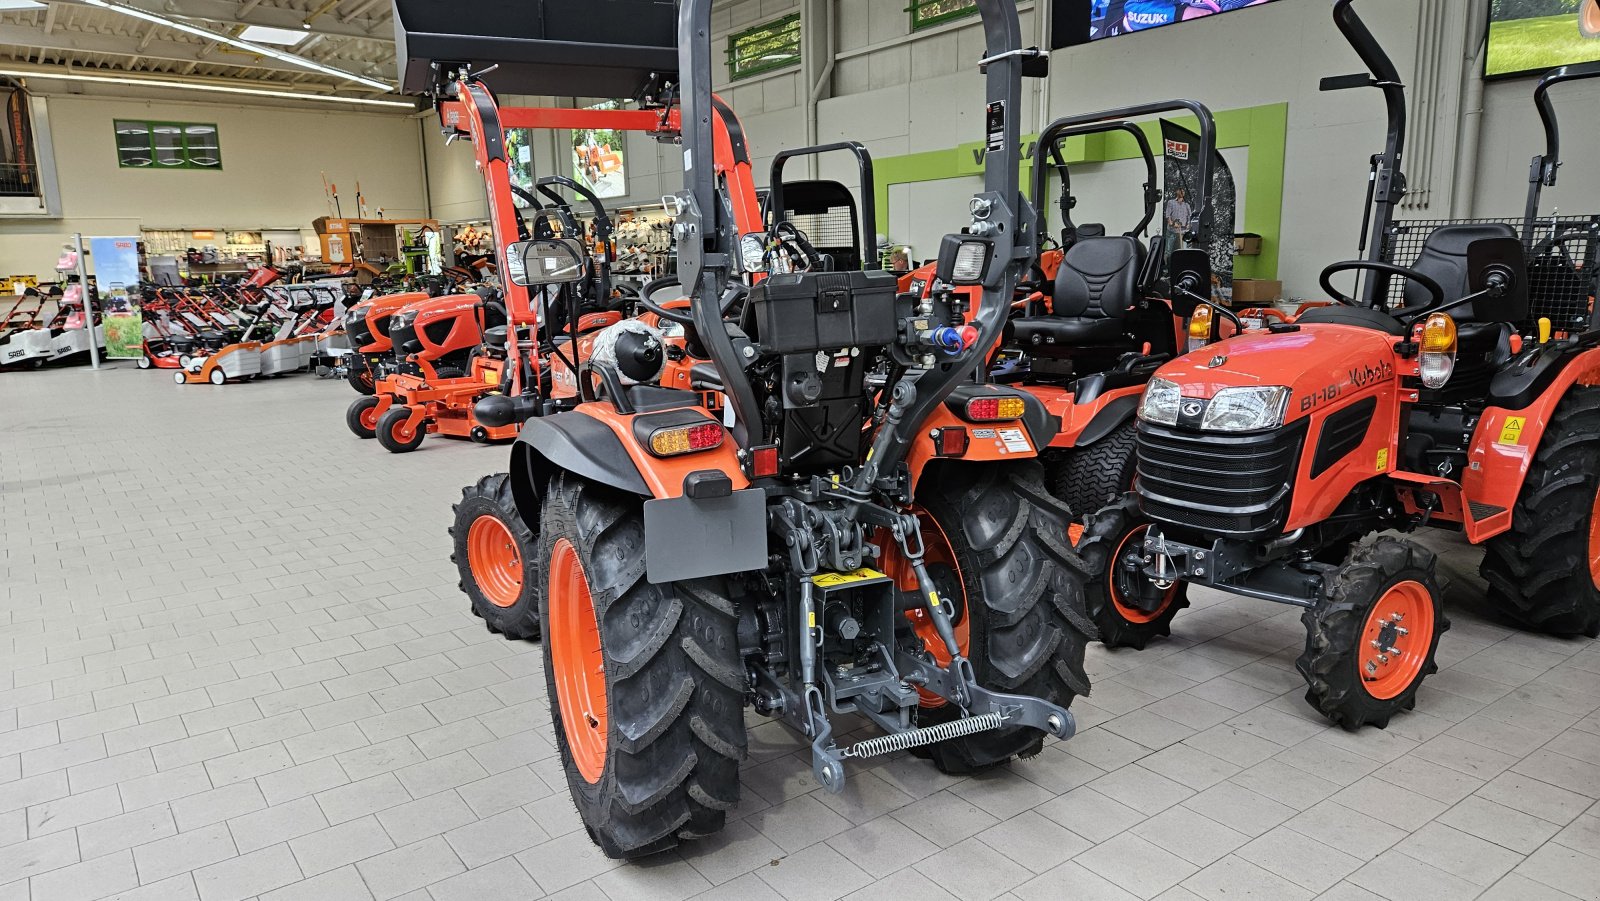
left=1487, top=1, right=1600, bottom=79
left=1085, top=0, right=1283, bottom=41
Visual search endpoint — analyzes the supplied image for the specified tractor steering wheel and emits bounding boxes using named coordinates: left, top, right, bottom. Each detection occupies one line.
left=637, top=277, right=746, bottom=325
left=1319, top=260, right=1444, bottom=311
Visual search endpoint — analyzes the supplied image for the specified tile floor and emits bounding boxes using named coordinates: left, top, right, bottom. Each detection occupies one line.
left=2, top=365, right=1598, bottom=901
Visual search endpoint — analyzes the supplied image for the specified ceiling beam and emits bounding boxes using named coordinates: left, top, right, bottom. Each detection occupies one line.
left=50, top=0, right=392, bottom=42
left=0, top=22, right=381, bottom=81
left=42, top=3, right=58, bottom=35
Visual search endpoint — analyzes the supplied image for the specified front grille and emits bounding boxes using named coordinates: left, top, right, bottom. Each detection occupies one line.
left=348, top=315, right=376, bottom=348
left=1135, top=420, right=1306, bottom=539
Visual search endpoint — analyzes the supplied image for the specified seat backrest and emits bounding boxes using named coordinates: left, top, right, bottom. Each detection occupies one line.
left=1403, top=223, right=1518, bottom=321
left=1054, top=236, right=1144, bottom=322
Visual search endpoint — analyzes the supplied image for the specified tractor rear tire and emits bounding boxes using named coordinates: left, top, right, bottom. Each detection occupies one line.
left=376, top=406, right=426, bottom=453
left=346, top=395, right=381, bottom=439
left=914, top=461, right=1098, bottom=774
left=1077, top=494, right=1189, bottom=650
left=1296, top=538, right=1447, bottom=731
left=539, top=474, right=745, bottom=859
left=452, top=474, right=540, bottom=640
left=1047, top=419, right=1139, bottom=520
left=1481, top=388, right=1600, bottom=638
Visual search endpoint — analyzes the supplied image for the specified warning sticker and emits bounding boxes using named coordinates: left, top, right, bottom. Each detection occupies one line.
left=997, top=428, right=1032, bottom=454
left=1376, top=448, right=1390, bottom=472
left=986, top=101, right=1006, bottom=153
left=1499, top=417, right=1526, bottom=446
left=813, top=568, right=888, bottom=589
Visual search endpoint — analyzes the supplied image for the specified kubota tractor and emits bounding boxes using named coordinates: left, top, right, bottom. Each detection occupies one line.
left=1089, top=0, right=1600, bottom=731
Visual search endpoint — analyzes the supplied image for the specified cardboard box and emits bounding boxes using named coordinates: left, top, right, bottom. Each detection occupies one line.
left=1233, top=233, right=1263, bottom=255
left=1233, top=279, right=1283, bottom=304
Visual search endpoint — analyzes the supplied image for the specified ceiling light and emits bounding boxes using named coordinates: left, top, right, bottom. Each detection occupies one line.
left=237, top=25, right=310, bottom=46
left=81, top=0, right=391, bottom=92
left=0, top=1, right=48, bottom=10
left=0, top=66, right=414, bottom=108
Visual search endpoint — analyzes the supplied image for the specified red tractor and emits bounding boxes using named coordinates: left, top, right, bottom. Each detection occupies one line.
left=1089, top=0, right=1600, bottom=730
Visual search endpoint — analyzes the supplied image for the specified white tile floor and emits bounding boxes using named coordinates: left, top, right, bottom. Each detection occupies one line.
left=2, top=364, right=1599, bottom=901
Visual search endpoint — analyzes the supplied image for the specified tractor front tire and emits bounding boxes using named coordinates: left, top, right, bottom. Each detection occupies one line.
left=1296, top=538, right=1447, bottom=731
left=1077, top=494, right=1189, bottom=650
left=1481, top=388, right=1600, bottom=638
left=376, top=406, right=426, bottom=453
left=346, top=395, right=381, bottom=439
left=348, top=361, right=376, bottom=395
left=539, top=474, right=745, bottom=859
left=1047, top=419, right=1139, bottom=520
left=452, top=474, right=540, bottom=640
left=915, top=461, right=1098, bottom=774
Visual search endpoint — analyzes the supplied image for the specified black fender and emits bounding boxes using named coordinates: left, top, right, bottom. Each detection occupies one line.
left=946, top=384, right=1061, bottom=449
left=510, top=413, right=650, bottom=523
left=1076, top=392, right=1142, bottom=448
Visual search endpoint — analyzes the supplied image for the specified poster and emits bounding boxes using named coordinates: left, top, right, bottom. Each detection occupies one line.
left=572, top=100, right=628, bottom=200
left=1161, top=121, right=1237, bottom=305
left=89, top=236, right=143, bottom=358
left=1486, top=0, right=1600, bottom=79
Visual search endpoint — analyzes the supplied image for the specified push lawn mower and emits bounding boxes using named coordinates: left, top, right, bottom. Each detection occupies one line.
left=402, top=0, right=1096, bottom=859
left=1091, top=0, right=1600, bottom=732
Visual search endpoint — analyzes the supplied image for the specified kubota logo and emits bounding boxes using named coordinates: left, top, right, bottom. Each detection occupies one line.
left=1348, top=360, right=1394, bottom=388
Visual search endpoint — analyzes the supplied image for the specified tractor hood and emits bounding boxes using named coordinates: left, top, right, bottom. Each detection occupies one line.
left=1155, top=324, right=1400, bottom=424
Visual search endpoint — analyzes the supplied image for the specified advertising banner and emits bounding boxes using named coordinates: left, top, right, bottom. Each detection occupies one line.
left=1161, top=121, right=1237, bottom=305
left=1487, top=0, right=1600, bottom=79
left=89, top=236, right=143, bottom=358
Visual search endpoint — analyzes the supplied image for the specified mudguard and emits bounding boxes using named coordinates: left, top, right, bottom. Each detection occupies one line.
left=1076, top=391, right=1141, bottom=447
left=514, top=413, right=650, bottom=502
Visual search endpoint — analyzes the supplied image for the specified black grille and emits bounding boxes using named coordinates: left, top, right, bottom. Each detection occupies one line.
left=1135, top=420, right=1306, bottom=539
left=347, top=314, right=377, bottom=349
left=1383, top=216, right=1600, bottom=334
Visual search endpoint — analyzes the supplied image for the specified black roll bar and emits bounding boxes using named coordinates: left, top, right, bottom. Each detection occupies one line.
left=769, top=141, right=879, bottom=269
left=1525, top=61, right=1600, bottom=246
left=1039, top=122, right=1159, bottom=241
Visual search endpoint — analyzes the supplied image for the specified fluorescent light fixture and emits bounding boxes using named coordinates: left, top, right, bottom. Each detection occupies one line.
left=0, top=66, right=414, bottom=108
left=237, top=25, right=311, bottom=46
left=81, top=0, right=391, bottom=92
left=0, top=1, right=48, bottom=10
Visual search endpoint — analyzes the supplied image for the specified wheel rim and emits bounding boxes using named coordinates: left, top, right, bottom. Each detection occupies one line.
left=1358, top=580, right=1434, bottom=701
left=467, top=514, right=523, bottom=608
left=1109, top=525, right=1178, bottom=625
left=1589, top=486, right=1600, bottom=592
left=549, top=537, right=608, bottom=783
left=359, top=406, right=379, bottom=432
left=391, top=415, right=416, bottom=442
left=1585, top=0, right=1600, bottom=33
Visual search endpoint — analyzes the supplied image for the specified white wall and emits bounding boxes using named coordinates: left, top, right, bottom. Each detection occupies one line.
left=0, top=93, right=428, bottom=277
left=1475, top=75, right=1600, bottom=221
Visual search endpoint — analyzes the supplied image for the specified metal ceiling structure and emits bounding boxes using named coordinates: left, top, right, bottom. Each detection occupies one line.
left=0, top=0, right=405, bottom=107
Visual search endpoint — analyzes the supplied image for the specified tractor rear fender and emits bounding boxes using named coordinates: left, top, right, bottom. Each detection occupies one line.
left=1463, top=345, right=1600, bottom=541
left=1031, top=380, right=1144, bottom=450
left=907, top=388, right=1058, bottom=492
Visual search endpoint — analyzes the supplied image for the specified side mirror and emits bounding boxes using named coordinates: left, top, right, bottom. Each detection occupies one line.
left=1466, top=237, right=1529, bottom=323
left=1168, top=248, right=1212, bottom=316
left=507, top=239, right=587, bottom=288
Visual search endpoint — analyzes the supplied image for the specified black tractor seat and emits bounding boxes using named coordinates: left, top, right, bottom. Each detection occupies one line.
left=483, top=325, right=509, bottom=349
left=1012, top=235, right=1145, bottom=352
left=689, top=362, right=723, bottom=390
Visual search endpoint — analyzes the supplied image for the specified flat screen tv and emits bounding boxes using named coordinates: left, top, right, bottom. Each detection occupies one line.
left=1486, top=1, right=1600, bottom=79
left=1057, top=0, right=1285, bottom=44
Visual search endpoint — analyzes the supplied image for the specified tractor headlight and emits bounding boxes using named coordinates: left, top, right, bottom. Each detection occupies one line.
left=935, top=235, right=996, bottom=286
left=1202, top=386, right=1292, bottom=432
left=739, top=233, right=767, bottom=274
left=1419, top=312, right=1458, bottom=389
left=1138, top=377, right=1182, bottom=426
left=390, top=311, right=418, bottom=334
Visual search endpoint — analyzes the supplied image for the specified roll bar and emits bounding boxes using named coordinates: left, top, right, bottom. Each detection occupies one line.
left=1321, top=0, right=1407, bottom=308
left=1525, top=61, right=1600, bottom=243
left=1032, top=99, right=1217, bottom=245
left=769, top=142, right=879, bottom=269
left=1039, top=122, right=1159, bottom=241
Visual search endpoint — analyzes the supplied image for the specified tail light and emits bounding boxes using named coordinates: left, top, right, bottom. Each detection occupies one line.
left=749, top=445, right=779, bottom=478
left=1187, top=305, right=1215, bottom=353
left=648, top=422, right=724, bottom=457
left=1418, top=313, right=1457, bottom=389
left=935, top=427, right=969, bottom=457
left=965, top=396, right=1027, bottom=422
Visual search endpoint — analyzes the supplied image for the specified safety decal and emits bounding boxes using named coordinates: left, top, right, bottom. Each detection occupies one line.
left=813, top=568, right=888, bottom=589
left=1376, top=448, right=1390, bottom=472
left=1499, top=417, right=1526, bottom=446
left=997, top=428, right=1031, bottom=453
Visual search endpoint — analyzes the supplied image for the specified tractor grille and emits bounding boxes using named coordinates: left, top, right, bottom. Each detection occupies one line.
left=347, top=314, right=377, bottom=349
left=1135, top=421, right=1306, bottom=539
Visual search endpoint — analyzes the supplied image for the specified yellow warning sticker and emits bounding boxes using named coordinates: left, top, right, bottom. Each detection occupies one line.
left=484, top=371, right=498, bottom=385
left=808, top=611, right=816, bottom=629
left=1376, top=448, right=1390, bottom=472
left=812, top=567, right=888, bottom=589
left=1499, top=417, right=1526, bottom=446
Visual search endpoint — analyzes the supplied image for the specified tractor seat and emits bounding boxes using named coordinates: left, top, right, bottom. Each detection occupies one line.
left=689, top=362, right=723, bottom=390
left=1011, top=236, right=1145, bottom=352
left=1296, top=305, right=1405, bottom=336
left=483, top=326, right=509, bottom=349
left=1405, top=223, right=1522, bottom=385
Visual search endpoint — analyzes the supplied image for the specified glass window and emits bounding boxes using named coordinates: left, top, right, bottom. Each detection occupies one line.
left=114, top=120, right=221, bottom=170
left=910, top=0, right=978, bottom=31
left=728, top=13, right=802, bottom=81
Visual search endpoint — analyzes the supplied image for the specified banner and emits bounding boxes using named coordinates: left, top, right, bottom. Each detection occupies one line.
left=89, top=236, right=142, bottom=358
left=1161, top=120, right=1237, bottom=305
left=572, top=100, right=629, bottom=200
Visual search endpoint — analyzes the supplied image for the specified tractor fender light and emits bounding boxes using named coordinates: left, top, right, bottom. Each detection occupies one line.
left=749, top=445, right=780, bottom=478
left=965, top=396, right=1027, bottom=422
left=1187, top=305, right=1215, bottom=353
left=935, top=427, right=970, bottom=457
left=1418, top=313, right=1458, bottom=390
left=648, top=421, right=725, bottom=457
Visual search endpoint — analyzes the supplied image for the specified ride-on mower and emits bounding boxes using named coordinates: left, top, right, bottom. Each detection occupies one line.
left=1094, top=0, right=1600, bottom=732
left=400, top=0, right=1096, bottom=859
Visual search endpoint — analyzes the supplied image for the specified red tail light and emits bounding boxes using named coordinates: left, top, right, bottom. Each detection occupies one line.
left=648, top=422, right=724, bottom=457
left=936, top=427, right=969, bottom=457
left=751, top=445, right=780, bottom=478
left=964, top=396, right=1026, bottom=422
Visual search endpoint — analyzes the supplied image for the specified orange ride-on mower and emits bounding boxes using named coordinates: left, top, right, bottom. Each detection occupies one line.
left=403, top=0, right=1095, bottom=858
left=1095, top=0, right=1600, bottom=732
left=340, top=289, right=435, bottom=394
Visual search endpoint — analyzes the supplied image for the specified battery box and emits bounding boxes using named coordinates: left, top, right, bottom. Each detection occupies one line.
left=750, top=271, right=899, bottom=356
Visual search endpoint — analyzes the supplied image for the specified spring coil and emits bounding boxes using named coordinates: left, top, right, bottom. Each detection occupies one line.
left=843, top=712, right=1008, bottom=759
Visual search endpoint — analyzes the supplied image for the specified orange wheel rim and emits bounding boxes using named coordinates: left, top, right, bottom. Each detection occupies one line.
left=467, top=515, right=522, bottom=608
left=392, top=417, right=414, bottom=441
left=1589, top=487, right=1600, bottom=591
left=549, top=538, right=608, bottom=783
left=881, top=513, right=970, bottom=708
left=359, top=407, right=378, bottom=431
left=1358, top=581, right=1433, bottom=701
left=1109, top=526, right=1177, bottom=625
left=1586, top=1, right=1600, bottom=32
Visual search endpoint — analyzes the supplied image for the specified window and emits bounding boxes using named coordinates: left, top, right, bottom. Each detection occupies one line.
left=114, top=121, right=221, bottom=169
left=728, top=13, right=802, bottom=80
left=910, top=0, right=978, bottom=30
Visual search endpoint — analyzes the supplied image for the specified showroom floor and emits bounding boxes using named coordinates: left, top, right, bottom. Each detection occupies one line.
left=2, top=366, right=1599, bottom=901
